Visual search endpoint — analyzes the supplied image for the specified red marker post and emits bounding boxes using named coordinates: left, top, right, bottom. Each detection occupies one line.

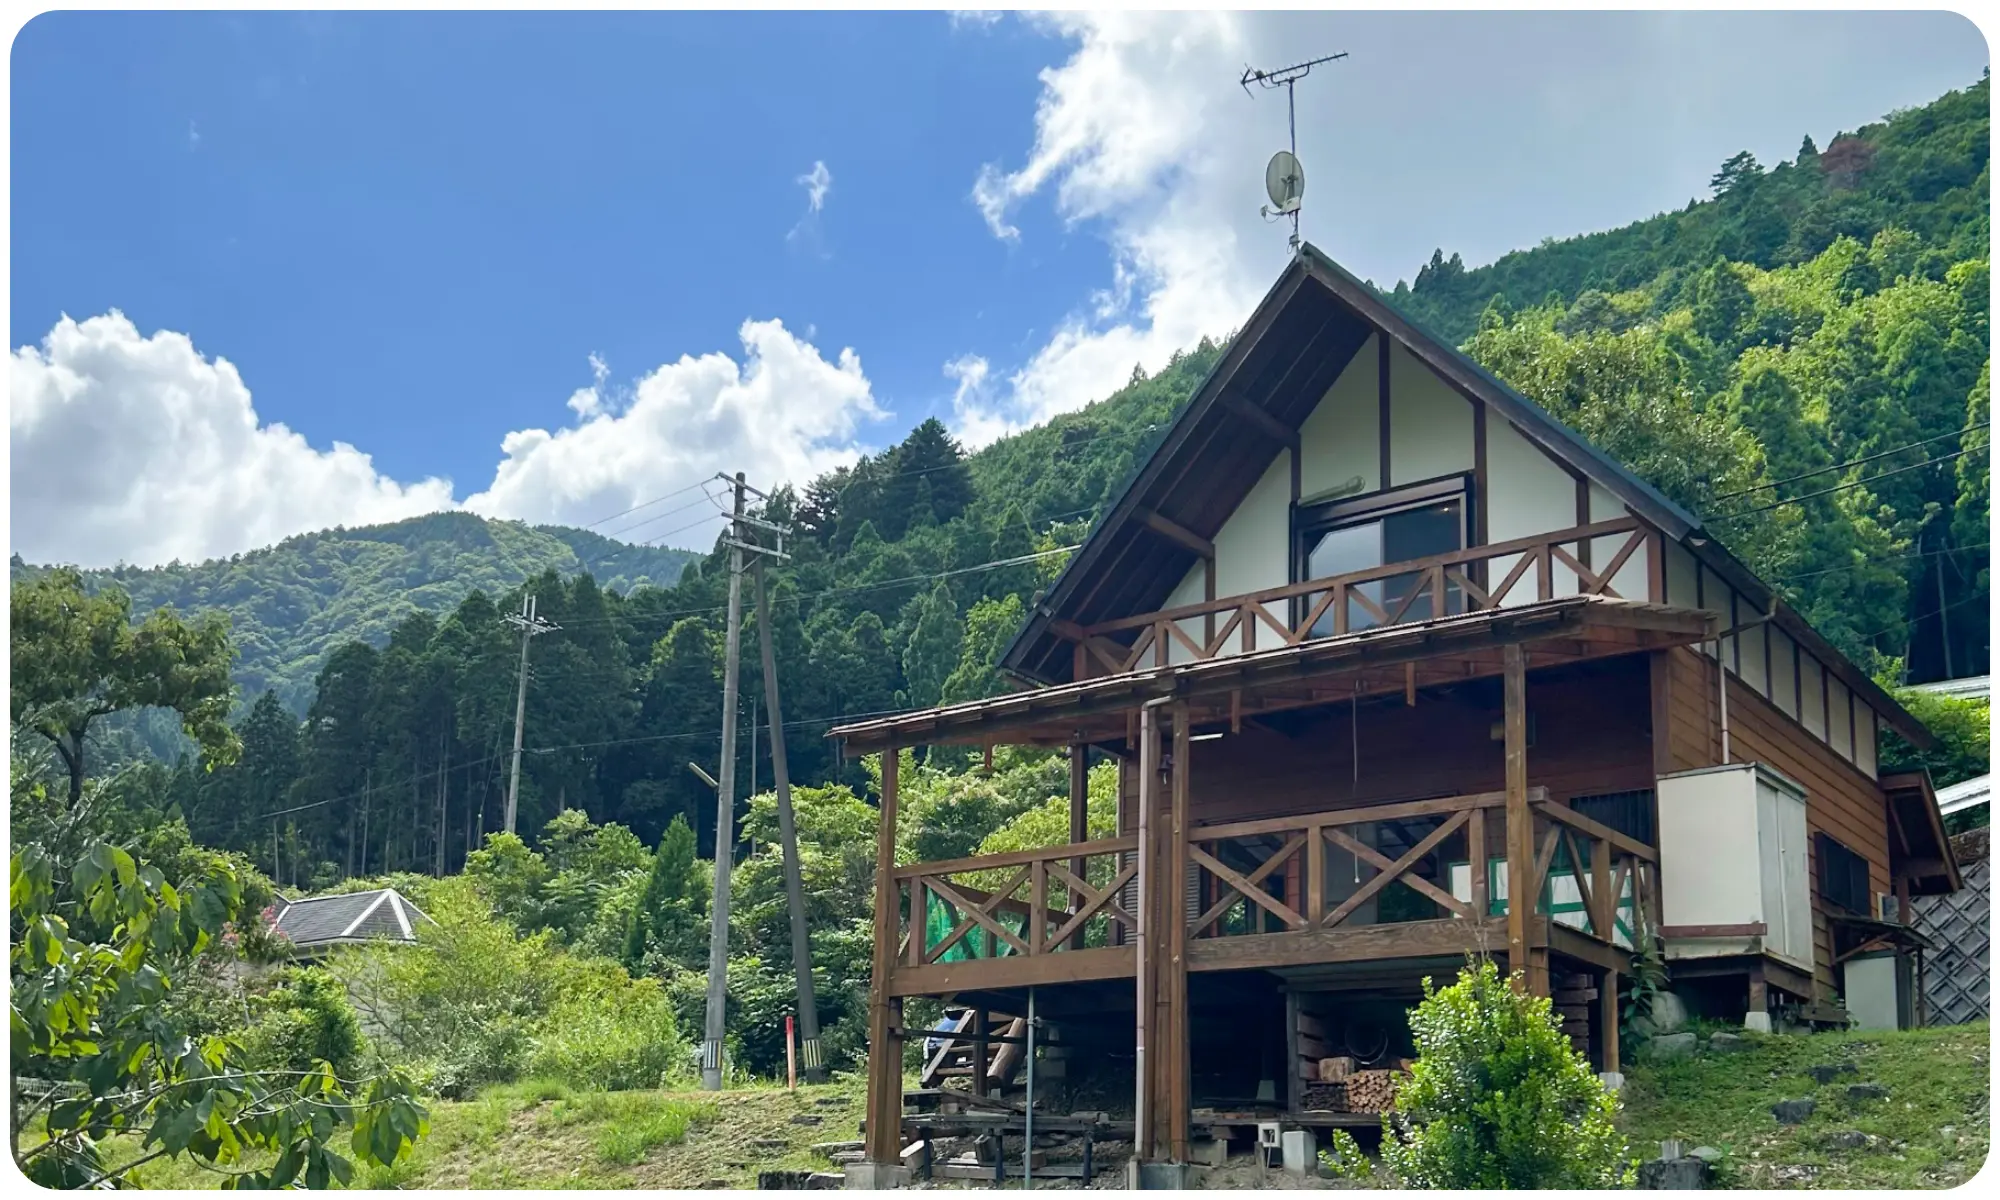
left=786, top=1015, right=797, bottom=1090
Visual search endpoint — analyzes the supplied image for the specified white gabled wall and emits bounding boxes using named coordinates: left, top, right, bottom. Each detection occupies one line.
left=1487, top=419, right=1584, bottom=602
left=1297, top=334, right=1379, bottom=499
left=1389, top=344, right=1474, bottom=483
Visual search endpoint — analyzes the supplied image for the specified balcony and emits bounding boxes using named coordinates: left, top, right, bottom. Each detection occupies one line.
left=883, top=788, right=1660, bottom=999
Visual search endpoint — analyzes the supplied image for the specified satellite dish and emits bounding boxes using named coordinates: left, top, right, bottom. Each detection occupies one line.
left=1263, top=150, right=1304, bottom=216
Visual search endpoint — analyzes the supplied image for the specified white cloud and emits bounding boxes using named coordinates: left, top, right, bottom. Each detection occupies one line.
left=9, top=312, right=455, bottom=569
left=952, top=12, right=1289, bottom=442
left=463, top=319, right=883, bottom=535
left=10, top=313, right=885, bottom=569
left=797, top=160, right=832, bottom=213
left=949, top=11, right=1003, bottom=31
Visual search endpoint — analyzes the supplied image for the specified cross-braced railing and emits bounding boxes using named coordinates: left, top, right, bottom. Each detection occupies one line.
left=895, top=835, right=1139, bottom=965
left=1066, top=518, right=1653, bottom=678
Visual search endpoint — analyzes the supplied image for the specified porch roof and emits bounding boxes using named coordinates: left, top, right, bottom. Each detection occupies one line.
left=830, top=595, right=1716, bottom=752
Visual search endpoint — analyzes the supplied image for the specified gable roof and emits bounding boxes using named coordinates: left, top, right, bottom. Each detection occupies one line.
left=268, top=887, right=431, bottom=951
left=1001, top=242, right=1930, bottom=747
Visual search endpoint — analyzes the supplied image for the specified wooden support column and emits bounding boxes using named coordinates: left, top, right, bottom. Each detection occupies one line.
left=864, top=745, right=904, bottom=1164
left=970, top=1009, right=989, bottom=1099
left=1503, top=643, right=1536, bottom=994
left=1166, top=703, right=1193, bottom=1163
left=1747, top=964, right=1768, bottom=1025
left=1069, top=740, right=1090, bottom=951
left=1600, top=969, right=1620, bottom=1073
left=1133, top=707, right=1161, bottom=1162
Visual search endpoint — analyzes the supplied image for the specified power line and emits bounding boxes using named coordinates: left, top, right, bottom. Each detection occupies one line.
left=1712, top=445, right=1987, bottom=521
left=1771, top=541, right=1990, bottom=584
left=575, top=477, right=718, bottom=532
left=1715, top=422, right=1986, bottom=503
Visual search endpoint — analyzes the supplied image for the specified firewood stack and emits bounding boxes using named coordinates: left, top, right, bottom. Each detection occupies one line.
left=1299, top=1056, right=1410, bottom=1113
left=1553, top=973, right=1597, bottom=1057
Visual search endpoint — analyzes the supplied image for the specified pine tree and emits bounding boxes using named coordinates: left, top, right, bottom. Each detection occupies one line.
left=899, top=582, right=964, bottom=711
left=623, top=813, right=701, bottom=970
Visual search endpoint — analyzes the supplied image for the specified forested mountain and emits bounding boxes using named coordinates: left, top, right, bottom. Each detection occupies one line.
left=10, top=513, right=697, bottom=712
left=1385, top=73, right=1990, bottom=344
left=18, top=74, right=1989, bottom=894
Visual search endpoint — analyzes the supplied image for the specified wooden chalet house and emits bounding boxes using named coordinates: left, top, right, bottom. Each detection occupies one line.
left=830, top=244, right=1960, bottom=1175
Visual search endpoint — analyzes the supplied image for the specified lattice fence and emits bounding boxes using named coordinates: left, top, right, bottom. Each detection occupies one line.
left=1911, top=855, right=1989, bottom=1026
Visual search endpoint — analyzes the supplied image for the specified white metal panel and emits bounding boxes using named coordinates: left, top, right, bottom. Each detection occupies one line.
left=1297, top=335, right=1380, bottom=500
left=1664, top=541, right=1700, bottom=611
left=1828, top=678, right=1854, bottom=760
left=1855, top=707, right=1878, bottom=778
left=1657, top=766, right=1764, bottom=955
left=1801, top=655, right=1827, bottom=737
left=1844, top=953, right=1901, bottom=1031
left=1740, top=621, right=1769, bottom=697
left=1388, top=345, right=1474, bottom=484
left=1770, top=629, right=1799, bottom=719
left=1211, top=452, right=1291, bottom=599
left=1487, top=420, right=1581, bottom=603
left=1753, top=766, right=1814, bottom=971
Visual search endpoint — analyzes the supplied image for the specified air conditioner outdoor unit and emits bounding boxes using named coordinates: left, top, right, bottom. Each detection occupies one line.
left=1877, top=892, right=1899, bottom=922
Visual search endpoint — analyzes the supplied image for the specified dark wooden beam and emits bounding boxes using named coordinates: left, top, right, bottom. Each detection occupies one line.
left=1136, top=507, right=1216, bottom=559
left=1504, top=643, right=1531, bottom=991
left=1224, top=395, right=1294, bottom=443
left=864, top=745, right=905, bottom=1163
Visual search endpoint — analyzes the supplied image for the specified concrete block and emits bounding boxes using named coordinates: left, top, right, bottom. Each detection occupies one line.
left=1188, top=1139, right=1227, bottom=1167
left=1743, top=1011, right=1772, bottom=1033
left=842, top=1162, right=910, bottom=1190
left=1281, top=1129, right=1315, bottom=1176
left=1128, top=1161, right=1190, bottom=1189
left=1599, top=1071, right=1625, bottom=1093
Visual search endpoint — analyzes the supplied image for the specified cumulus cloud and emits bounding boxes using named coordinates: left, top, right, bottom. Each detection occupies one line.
left=463, top=319, right=883, bottom=535
left=952, top=12, right=1288, bottom=443
left=797, top=160, right=832, bottom=213
left=10, top=313, right=885, bottom=569
left=949, top=11, right=1003, bottom=31
left=9, top=312, right=455, bottom=569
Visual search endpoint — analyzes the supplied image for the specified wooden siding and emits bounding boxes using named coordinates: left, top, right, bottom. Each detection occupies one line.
left=1662, top=646, right=1890, bottom=999
left=1119, top=658, right=1657, bottom=833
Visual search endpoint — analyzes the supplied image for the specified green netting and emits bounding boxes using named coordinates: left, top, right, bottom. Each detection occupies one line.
left=925, top=890, right=1026, bottom=962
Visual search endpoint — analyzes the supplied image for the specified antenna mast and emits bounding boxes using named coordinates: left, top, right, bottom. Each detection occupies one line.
left=1241, top=51, right=1347, bottom=251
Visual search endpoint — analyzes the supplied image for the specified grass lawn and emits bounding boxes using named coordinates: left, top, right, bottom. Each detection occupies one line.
left=1617, top=1022, right=1990, bottom=1189
left=89, top=1073, right=871, bottom=1190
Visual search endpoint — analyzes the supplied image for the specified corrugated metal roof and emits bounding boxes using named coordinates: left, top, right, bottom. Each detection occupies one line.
left=1914, top=676, right=1991, bottom=702
left=1939, top=774, right=1992, bottom=816
left=269, top=888, right=430, bottom=949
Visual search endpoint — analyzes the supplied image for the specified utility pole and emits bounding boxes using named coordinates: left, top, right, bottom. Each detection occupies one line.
left=702, top=473, right=749, bottom=1091
left=504, top=593, right=558, bottom=836
left=753, top=548, right=825, bottom=1082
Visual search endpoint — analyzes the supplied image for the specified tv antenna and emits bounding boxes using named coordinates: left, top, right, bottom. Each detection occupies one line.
left=1241, top=51, right=1347, bottom=251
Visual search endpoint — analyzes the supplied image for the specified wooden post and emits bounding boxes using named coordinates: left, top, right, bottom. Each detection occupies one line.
left=1069, top=741, right=1089, bottom=950
left=1133, top=706, right=1160, bottom=1162
left=1166, top=703, right=1192, bottom=1163
left=1468, top=806, right=1489, bottom=920
left=864, top=745, right=904, bottom=1165
left=1504, top=644, right=1532, bottom=991
left=1747, top=964, right=1768, bottom=1026
left=1600, top=970, right=1620, bottom=1073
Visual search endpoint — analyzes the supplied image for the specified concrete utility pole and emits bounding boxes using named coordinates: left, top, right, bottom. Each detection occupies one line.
left=753, top=555, right=825, bottom=1082
left=503, top=593, right=558, bottom=836
left=702, top=473, right=749, bottom=1091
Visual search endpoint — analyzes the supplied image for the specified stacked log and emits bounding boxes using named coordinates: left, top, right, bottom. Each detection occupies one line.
left=1553, top=974, right=1596, bottom=1058
left=1342, top=1068, right=1404, bottom=1113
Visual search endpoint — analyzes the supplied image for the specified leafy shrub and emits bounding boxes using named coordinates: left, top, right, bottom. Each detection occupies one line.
left=240, top=966, right=366, bottom=1080
left=527, top=958, right=687, bottom=1091
left=1319, top=1130, right=1373, bottom=1181
left=1382, top=958, right=1633, bottom=1189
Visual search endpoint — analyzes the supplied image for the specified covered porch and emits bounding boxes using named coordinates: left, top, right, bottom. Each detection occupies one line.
left=835, top=594, right=1716, bottom=1169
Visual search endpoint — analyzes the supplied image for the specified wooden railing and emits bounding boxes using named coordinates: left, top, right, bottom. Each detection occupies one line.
left=1064, top=518, right=1651, bottom=677
left=895, top=836, right=1138, bottom=965
left=1188, top=791, right=1513, bottom=937
left=1526, top=798, right=1660, bottom=950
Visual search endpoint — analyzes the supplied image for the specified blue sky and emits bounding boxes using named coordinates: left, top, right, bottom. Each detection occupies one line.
left=9, top=10, right=1989, bottom=569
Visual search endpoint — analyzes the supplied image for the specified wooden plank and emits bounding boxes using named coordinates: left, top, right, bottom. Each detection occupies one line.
left=1167, top=703, right=1192, bottom=1163
left=1188, top=918, right=1507, bottom=972
left=1194, top=790, right=1505, bottom=842
left=891, top=835, right=1136, bottom=880
left=1323, top=813, right=1469, bottom=927
left=1601, top=969, right=1620, bottom=1073
left=1137, top=507, right=1217, bottom=559
left=1192, top=833, right=1305, bottom=931
left=1190, top=843, right=1306, bottom=929
left=1534, top=799, right=1657, bottom=861
left=924, top=866, right=1031, bottom=963
left=1661, top=922, right=1768, bottom=938
left=926, top=876, right=1032, bottom=956
left=888, top=945, right=1139, bottom=997
left=1322, top=814, right=1472, bottom=919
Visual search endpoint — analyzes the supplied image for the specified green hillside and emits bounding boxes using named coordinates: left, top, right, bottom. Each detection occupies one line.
left=10, top=512, right=696, bottom=712
left=1385, top=74, right=1990, bottom=344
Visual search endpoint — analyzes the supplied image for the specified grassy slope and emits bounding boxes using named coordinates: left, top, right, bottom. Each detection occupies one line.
left=115, top=1075, right=869, bottom=1190
left=1618, top=1023, right=1990, bottom=1189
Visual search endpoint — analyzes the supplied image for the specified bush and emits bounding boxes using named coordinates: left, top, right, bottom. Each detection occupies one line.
left=238, top=966, right=366, bottom=1081
left=527, top=958, right=687, bottom=1092
left=1382, top=958, right=1633, bottom=1189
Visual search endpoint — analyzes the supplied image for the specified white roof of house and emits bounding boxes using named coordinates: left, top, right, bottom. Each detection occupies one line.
left=1912, top=675, right=1990, bottom=702
left=1938, top=774, right=1991, bottom=816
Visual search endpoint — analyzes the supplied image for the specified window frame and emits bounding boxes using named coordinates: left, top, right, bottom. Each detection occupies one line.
left=1291, top=473, right=1475, bottom=631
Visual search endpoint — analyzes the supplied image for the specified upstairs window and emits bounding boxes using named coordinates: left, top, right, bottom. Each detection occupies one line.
left=1296, top=475, right=1469, bottom=635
